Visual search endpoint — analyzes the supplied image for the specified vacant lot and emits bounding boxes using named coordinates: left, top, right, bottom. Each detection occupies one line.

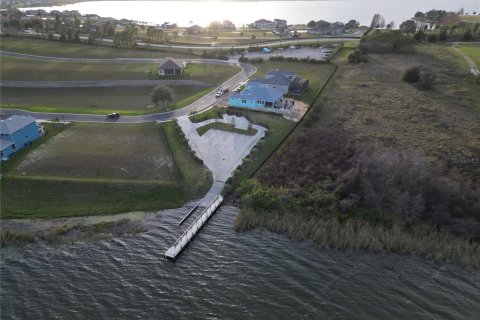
left=1, top=122, right=211, bottom=218
left=0, top=36, right=197, bottom=59
left=1, top=58, right=239, bottom=113
left=1, top=86, right=211, bottom=115
left=10, top=123, right=176, bottom=181
left=1, top=57, right=153, bottom=81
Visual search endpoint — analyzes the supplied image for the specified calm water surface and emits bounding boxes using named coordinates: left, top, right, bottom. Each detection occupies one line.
left=1, top=206, right=480, bottom=319
left=25, top=0, right=480, bottom=27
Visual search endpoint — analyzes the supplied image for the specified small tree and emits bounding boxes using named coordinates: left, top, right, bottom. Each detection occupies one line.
left=47, top=31, right=54, bottom=41
left=413, top=30, right=425, bottom=41
left=439, top=29, right=448, bottom=41
left=251, top=34, right=256, bottom=40
left=463, top=29, right=473, bottom=41
left=151, top=85, right=173, bottom=108
left=399, top=19, right=416, bottom=33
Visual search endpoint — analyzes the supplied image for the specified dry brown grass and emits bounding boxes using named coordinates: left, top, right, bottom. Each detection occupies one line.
left=320, top=44, right=480, bottom=177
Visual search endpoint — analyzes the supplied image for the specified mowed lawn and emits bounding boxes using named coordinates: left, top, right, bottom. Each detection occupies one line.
left=0, top=36, right=197, bottom=59
left=250, top=61, right=337, bottom=104
left=1, top=122, right=212, bottom=218
left=1, top=86, right=211, bottom=115
left=1, top=56, right=153, bottom=81
left=457, top=43, right=480, bottom=68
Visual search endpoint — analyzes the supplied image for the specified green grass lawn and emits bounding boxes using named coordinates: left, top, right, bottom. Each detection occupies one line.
left=1, top=86, right=211, bottom=115
left=0, top=36, right=197, bottom=59
left=1, top=122, right=211, bottom=218
left=457, top=43, right=480, bottom=67
left=196, top=122, right=257, bottom=136
left=1, top=56, right=153, bottom=81
left=248, top=61, right=337, bottom=104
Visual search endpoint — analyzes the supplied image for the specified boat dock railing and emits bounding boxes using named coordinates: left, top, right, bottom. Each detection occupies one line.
left=165, top=194, right=223, bottom=260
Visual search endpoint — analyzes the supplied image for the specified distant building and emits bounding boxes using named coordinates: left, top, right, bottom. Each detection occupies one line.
left=160, top=22, right=177, bottom=29
left=274, top=19, right=287, bottom=29
left=185, top=24, right=204, bottom=34
left=0, top=115, right=42, bottom=160
left=253, top=19, right=275, bottom=29
left=157, top=58, right=186, bottom=76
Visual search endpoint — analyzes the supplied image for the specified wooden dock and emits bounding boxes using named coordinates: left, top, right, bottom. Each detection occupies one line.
left=164, top=195, right=223, bottom=260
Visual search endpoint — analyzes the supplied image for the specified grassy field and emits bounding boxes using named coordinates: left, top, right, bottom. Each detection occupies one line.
left=1, top=86, right=211, bottom=115
left=248, top=61, right=337, bottom=104
left=1, top=58, right=239, bottom=113
left=456, top=43, right=480, bottom=67
left=1, top=122, right=211, bottom=218
left=196, top=122, right=257, bottom=136
left=0, top=36, right=197, bottom=59
left=1, top=56, right=153, bottom=81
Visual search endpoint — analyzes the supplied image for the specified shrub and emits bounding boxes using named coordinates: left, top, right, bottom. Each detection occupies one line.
left=439, top=30, right=448, bottom=41
left=402, top=66, right=421, bottom=83
left=413, top=30, right=426, bottom=41
left=418, top=70, right=436, bottom=90
left=359, top=30, right=415, bottom=54
left=427, top=34, right=438, bottom=42
left=463, top=29, right=473, bottom=42
left=348, top=48, right=368, bottom=64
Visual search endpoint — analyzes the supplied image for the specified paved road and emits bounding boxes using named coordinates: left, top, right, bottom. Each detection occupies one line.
left=1, top=62, right=256, bottom=123
left=2, top=79, right=212, bottom=88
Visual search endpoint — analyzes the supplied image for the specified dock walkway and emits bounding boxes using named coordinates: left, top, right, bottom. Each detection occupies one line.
left=165, top=195, right=223, bottom=260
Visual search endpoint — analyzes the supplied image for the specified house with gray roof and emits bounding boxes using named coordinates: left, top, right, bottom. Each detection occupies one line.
left=249, top=69, right=309, bottom=95
left=228, top=85, right=284, bottom=109
left=158, top=58, right=186, bottom=76
left=0, top=115, right=42, bottom=160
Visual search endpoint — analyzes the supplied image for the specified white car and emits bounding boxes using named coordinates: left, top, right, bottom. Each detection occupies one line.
left=215, top=90, right=223, bottom=98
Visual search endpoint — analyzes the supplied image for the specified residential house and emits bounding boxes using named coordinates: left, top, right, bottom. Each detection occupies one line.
left=0, top=115, right=42, bottom=160
left=228, top=85, right=284, bottom=109
left=253, top=19, right=275, bottom=29
left=249, top=69, right=309, bottom=95
left=158, top=58, right=186, bottom=76
left=274, top=19, right=287, bottom=29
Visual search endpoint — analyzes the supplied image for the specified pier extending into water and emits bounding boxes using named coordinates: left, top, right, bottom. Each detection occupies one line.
left=165, top=195, right=223, bottom=260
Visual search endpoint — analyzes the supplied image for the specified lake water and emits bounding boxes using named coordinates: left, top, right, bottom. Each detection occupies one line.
left=2, top=206, right=480, bottom=319
left=24, top=0, right=480, bottom=27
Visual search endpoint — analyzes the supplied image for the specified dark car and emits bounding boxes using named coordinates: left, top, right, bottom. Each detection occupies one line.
left=107, top=112, right=120, bottom=119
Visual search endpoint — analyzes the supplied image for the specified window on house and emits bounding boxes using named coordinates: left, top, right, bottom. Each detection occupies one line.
left=242, top=100, right=247, bottom=103
left=12, top=144, right=15, bottom=150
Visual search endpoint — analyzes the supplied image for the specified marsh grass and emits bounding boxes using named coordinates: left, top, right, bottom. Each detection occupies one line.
left=0, top=219, right=146, bottom=248
left=235, top=209, right=480, bottom=268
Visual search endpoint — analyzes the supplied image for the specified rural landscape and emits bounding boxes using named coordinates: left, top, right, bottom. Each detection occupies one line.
left=1, top=1, right=480, bottom=319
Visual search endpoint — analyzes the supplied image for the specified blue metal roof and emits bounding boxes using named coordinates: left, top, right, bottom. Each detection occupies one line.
left=0, top=115, right=37, bottom=135
left=231, top=85, right=283, bottom=102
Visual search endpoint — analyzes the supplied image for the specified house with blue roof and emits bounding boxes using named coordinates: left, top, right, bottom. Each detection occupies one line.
left=1, top=115, right=42, bottom=160
left=228, top=84, right=284, bottom=109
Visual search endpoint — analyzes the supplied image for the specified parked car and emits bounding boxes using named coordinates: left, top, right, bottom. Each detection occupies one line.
left=222, top=88, right=230, bottom=94
left=215, top=90, right=223, bottom=98
left=107, top=112, right=120, bottom=119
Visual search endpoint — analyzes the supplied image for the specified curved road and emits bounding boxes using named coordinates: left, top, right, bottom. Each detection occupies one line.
left=1, top=58, right=257, bottom=123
